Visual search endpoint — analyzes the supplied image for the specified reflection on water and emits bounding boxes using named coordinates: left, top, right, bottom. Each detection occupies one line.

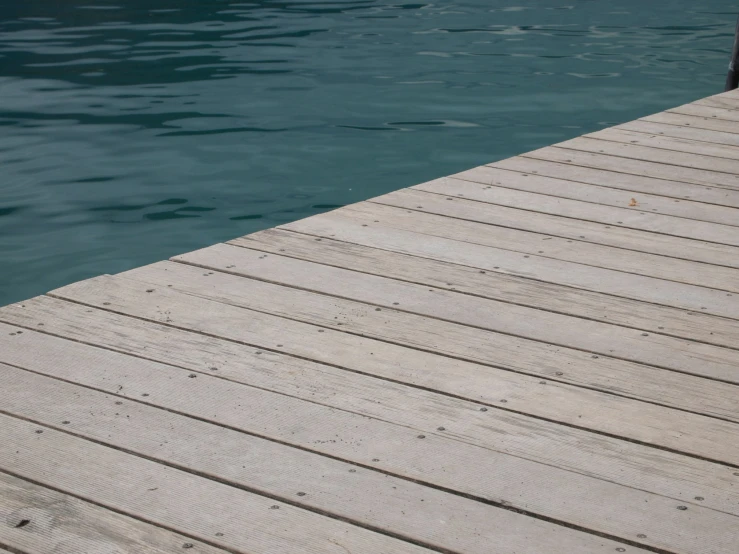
left=0, top=0, right=735, bottom=304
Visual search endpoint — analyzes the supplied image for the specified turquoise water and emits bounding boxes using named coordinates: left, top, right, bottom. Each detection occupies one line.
left=0, top=1, right=736, bottom=305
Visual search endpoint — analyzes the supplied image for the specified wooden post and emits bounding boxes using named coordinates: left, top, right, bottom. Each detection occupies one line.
left=725, top=14, right=739, bottom=91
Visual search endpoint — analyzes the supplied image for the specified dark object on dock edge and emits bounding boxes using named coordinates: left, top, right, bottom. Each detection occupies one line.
left=725, top=14, right=739, bottom=91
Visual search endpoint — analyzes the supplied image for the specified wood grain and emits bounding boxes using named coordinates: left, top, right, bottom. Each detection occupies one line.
left=4, top=304, right=739, bottom=522
left=0, top=413, right=433, bottom=554
left=492, top=154, right=739, bottom=208
left=0, top=357, right=726, bottom=553
left=585, top=127, right=739, bottom=163
left=523, top=145, right=739, bottom=190
left=231, top=227, right=739, bottom=349
left=644, top=111, right=739, bottom=135
left=421, top=174, right=739, bottom=257
left=39, top=274, right=739, bottom=466
left=171, top=244, right=739, bottom=417
left=616, top=119, right=739, bottom=148
left=557, top=136, right=739, bottom=176
left=0, top=472, right=230, bottom=554
left=285, top=205, right=739, bottom=319
left=377, top=187, right=739, bottom=278
left=0, top=362, right=613, bottom=554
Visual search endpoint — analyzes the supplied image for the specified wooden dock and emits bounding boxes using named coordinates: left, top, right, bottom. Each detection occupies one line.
left=1, top=90, right=739, bottom=554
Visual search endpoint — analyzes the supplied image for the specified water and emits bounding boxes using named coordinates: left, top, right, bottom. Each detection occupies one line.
left=0, top=0, right=736, bottom=305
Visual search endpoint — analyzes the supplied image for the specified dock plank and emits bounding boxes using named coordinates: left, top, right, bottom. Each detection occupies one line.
left=616, top=119, right=739, bottom=148
left=169, top=245, right=739, bottom=417
left=523, top=145, right=739, bottom=190
left=585, top=127, right=739, bottom=163
left=643, top=111, right=739, bottom=135
left=697, top=96, right=739, bottom=111
left=557, top=136, right=739, bottom=176
left=0, top=360, right=728, bottom=553
left=492, top=154, right=739, bottom=208
left=375, top=188, right=739, bottom=280
left=0, top=413, right=433, bottom=554
left=232, top=227, right=739, bottom=349
left=40, top=273, right=739, bottom=466
left=287, top=206, right=739, bottom=318
left=4, top=306, right=739, bottom=522
left=0, top=472, right=231, bottom=554
left=453, top=164, right=739, bottom=227
left=0, top=363, right=606, bottom=554
left=670, top=102, right=739, bottom=123
left=423, top=171, right=739, bottom=247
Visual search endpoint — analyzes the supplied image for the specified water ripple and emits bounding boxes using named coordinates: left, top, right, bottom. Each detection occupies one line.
left=0, top=0, right=735, bottom=304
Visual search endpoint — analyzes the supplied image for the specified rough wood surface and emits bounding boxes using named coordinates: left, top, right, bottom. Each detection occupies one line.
left=644, top=111, right=739, bottom=135
left=585, top=127, right=739, bottom=163
left=556, top=136, right=739, bottom=176
left=168, top=245, right=739, bottom=417
left=231, top=227, right=739, bottom=348
left=0, top=413, right=433, bottom=554
left=3, top=307, right=738, bottom=522
left=492, top=154, right=739, bottom=208
left=670, top=102, right=739, bottom=123
left=696, top=92, right=739, bottom=111
left=0, top=472, right=230, bottom=554
left=616, top=118, right=739, bottom=148
left=38, top=274, right=739, bottom=466
left=282, top=206, right=739, bottom=319
left=523, top=145, right=739, bottom=190
left=452, top=164, right=739, bottom=227
left=0, top=362, right=725, bottom=554
left=0, top=363, right=617, bottom=554
left=377, top=187, right=739, bottom=275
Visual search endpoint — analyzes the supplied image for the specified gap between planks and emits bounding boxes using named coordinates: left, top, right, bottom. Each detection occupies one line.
left=164, top=244, right=739, bottom=401
left=452, top=164, right=739, bottom=228
left=0, top=347, right=732, bottom=554
left=486, top=155, right=739, bottom=210
left=0, top=471, right=231, bottom=554
left=3, top=304, right=739, bottom=526
left=281, top=206, right=739, bottom=319
left=234, top=228, right=739, bottom=350
left=30, top=273, right=739, bottom=468
left=1, top=362, right=605, bottom=554
left=373, top=187, right=739, bottom=275
left=0, top=412, right=435, bottom=554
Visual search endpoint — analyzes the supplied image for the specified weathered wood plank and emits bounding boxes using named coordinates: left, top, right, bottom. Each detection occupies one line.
left=0, top=413, right=432, bottom=554
left=453, top=164, right=739, bottom=228
left=42, top=274, right=739, bottom=466
left=0, top=472, right=231, bottom=554
left=293, top=205, right=739, bottom=318
left=449, top=169, right=739, bottom=247
left=696, top=93, right=739, bottom=111
left=231, top=227, right=739, bottom=349
left=696, top=90, right=739, bottom=108
left=5, top=298, right=739, bottom=522
left=555, top=136, right=739, bottom=176
left=644, top=111, right=739, bottom=135
left=492, top=154, right=739, bottom=208
left=422, top=174, right=739, bottom=256
left=670, top=102, right=739, bottom=123
left=0, top=354, right=728, bottom=553
left=375, top=188, right=739, bottom=282
left=171, top=244, right=739, bottom=421
left=0, top=363, right=607, bottom=554
left=523, top=146, right=739, bottom=190
left=616, top=119, right=739, bottom=148
left=585, top=127, right=739, bottom=163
